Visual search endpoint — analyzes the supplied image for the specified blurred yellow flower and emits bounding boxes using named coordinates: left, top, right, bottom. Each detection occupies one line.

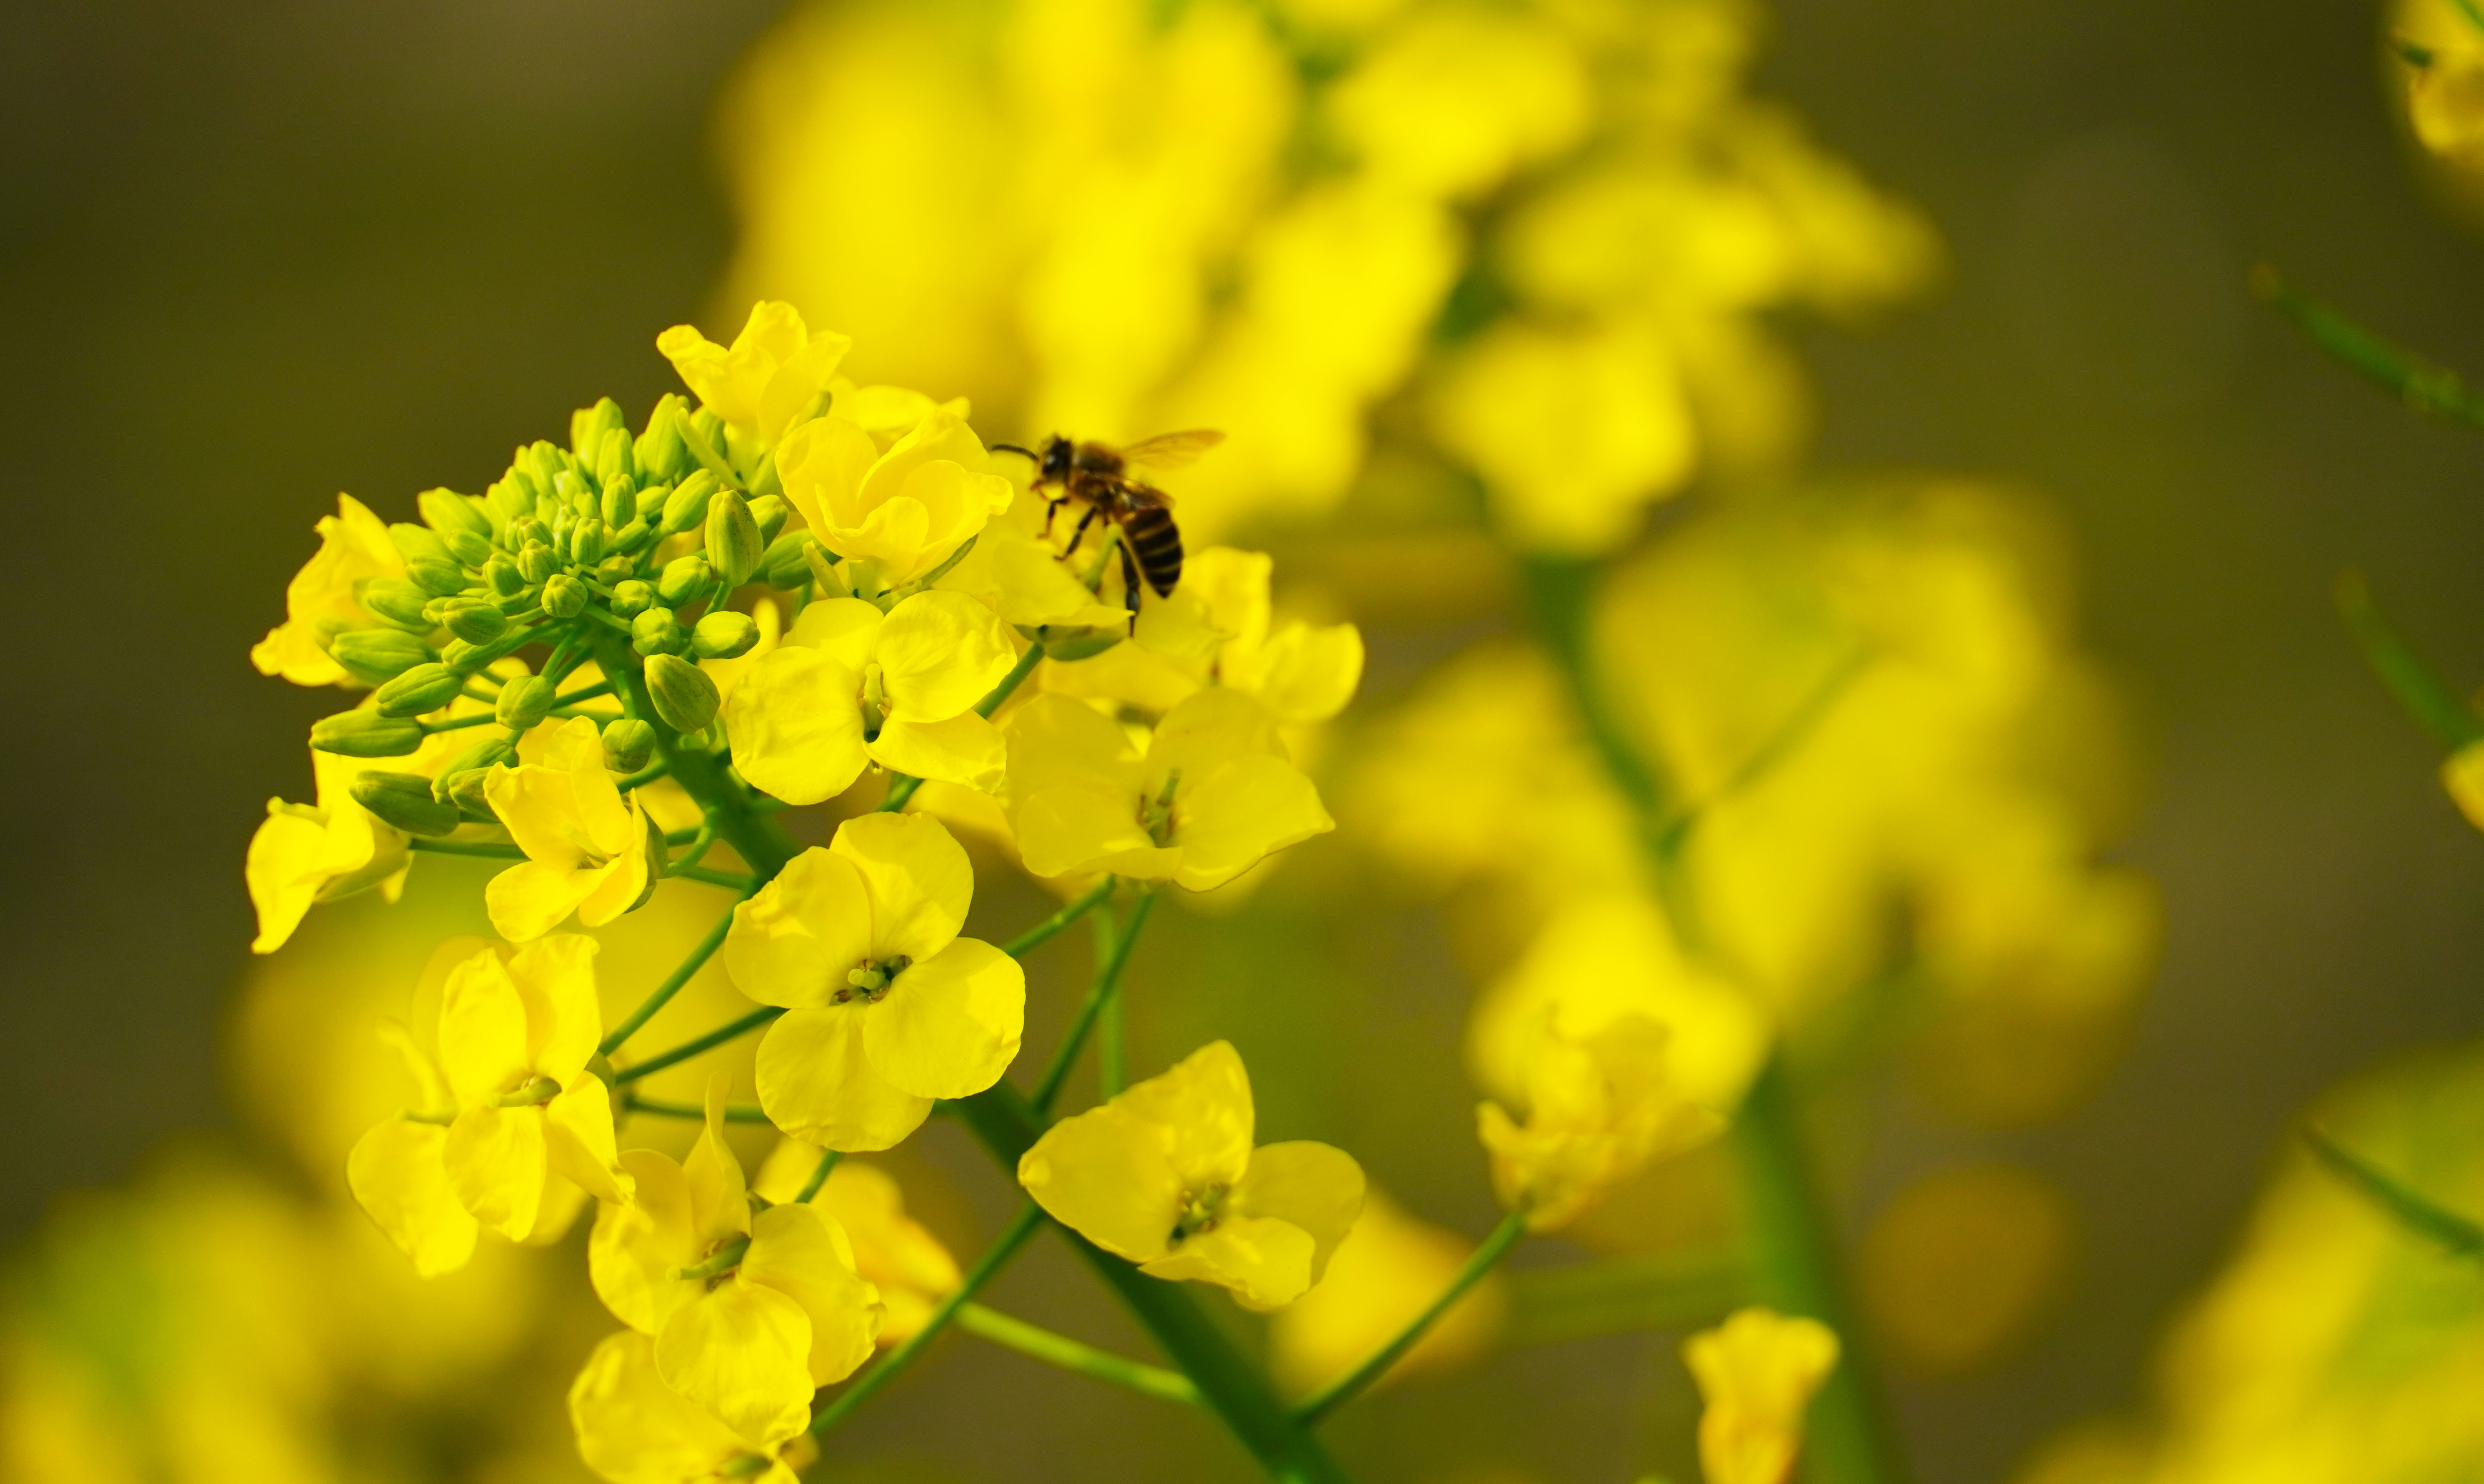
left=2440, top=737, right=2484, bottom=831
left=730, top=814, right=1025, bottom=1151
left=249, top=493, right=404, bottom=688
left=482, top=716, right=656, bottom=941
left=345, top=1020, right=478, bottom=1276
left=1478, top=1010, right=1724, bottom=1233
left=246, top=746, right=412, bottom=954
left=1018, top=1040, right=1365, bottom=1311
left=755, top=1141, right=962, bottom=1345
left=775, top=397, right=1013, bottom=590
left=657, top=300, right=850, bottom=444
left=1684, top=1307, right=1841, bottom=1484
left=724, top=591, right=1017, bottom=805
left=1328, top=6, right=1589, bottom=199
left=1267, top=1186, right=1508, bottom=1398
left=1004, top=688, right=1333, bottom=888
left=591, top=1079, right=880, bottom=1444
left=569, top=1329, right=812, bottom=1484
left=2411, top=47, right=2484, bottom=169
left=1859, top=1161, right=2074, bottom=1375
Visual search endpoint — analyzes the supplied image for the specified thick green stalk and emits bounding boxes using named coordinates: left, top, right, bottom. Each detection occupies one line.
left=796, top=1149, right=842, bottom=1204
left=1031, top=887, right=1157, bottom=1113
left=612, top=1006, right=784, bottom=1085
left=1093, top=903, right=1126, bottom=1096
left=1736, top=1058, right=1901, bottom=1484
left=954, top=1302, right=1202, bottom=1406
left=1295, top=1208, right=1527, bottom=1425
left=952, top=1085, right=1351, bottom=1484
left=812, top=1203, right=1047, bottom=1439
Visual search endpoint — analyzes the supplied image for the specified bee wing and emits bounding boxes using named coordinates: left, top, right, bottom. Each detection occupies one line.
left=1119, top=429, right=1225, bottom=470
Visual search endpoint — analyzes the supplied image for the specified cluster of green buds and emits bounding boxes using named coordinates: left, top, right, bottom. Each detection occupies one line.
left=306, top=394, right=822, bottom=836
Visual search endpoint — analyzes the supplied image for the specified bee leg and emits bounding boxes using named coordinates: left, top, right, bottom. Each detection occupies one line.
left=1118, top=539, right=1144, bottom=615
left=1063, top=504, right=1103, bottom=556
left=1041, top=495, right=1068, bottom=538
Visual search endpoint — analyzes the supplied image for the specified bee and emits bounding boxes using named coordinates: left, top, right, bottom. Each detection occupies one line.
left=992, top=429, right=1224, bottom=611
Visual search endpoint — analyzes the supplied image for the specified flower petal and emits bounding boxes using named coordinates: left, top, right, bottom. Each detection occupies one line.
left=1017, top=1103, right=1184, bottom=1264
left=435, top=947, right=528, bottom=1106
left=446, top=1103, right=547, bottom=1241
left=869, top=711, right=1008, bottom=793
left=545, top=1077, right=631, bottom=1205
left=1141, top=1214, right=1318, bottom=1311
left=656, top=1280, right=815, bottom=1450
left=745, top=1204, right=884, bottom=1387
left=348, top=1118, right=479, bottom=1277
left=1173, top=755, right=1334, bottom=891
left=784, top=596, right=885, bottom=674
left=755, top=1008, right=934, bottom=1153
left=1114, top=1040, right=1256, bottom=1191
left=877, top=592, right=1016, bottom=721
left=509, top=933, right=602, bottom=1081
left=723, top=647, right=870, bottom=806
left=727, top=847, right=874, bottom=1010
left=485, top=858, right=605, bottom=942
left=862, top=938, right=1025, bottom=1100
left=1232, top=1141, right=1366, bottom=1292
left=569, top=1330, right=775, bottom=1483
left=832, top=812, right=973, bottom=963
left=590, top=1148, right=696, bottom=1335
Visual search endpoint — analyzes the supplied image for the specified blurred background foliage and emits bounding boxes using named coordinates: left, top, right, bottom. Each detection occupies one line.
left=5, top=1, right=2484, bottom=1483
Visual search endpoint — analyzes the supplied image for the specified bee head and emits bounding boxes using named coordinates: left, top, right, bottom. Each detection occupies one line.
left=1038, top=435, right=1074, bottom=481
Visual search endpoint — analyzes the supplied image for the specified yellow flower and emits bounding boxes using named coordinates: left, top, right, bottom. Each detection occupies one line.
left=246, top=746, right=413, bottom=954
left=755, top=1141, right=961, bottom=1345
left=1429, top=317, right=1698, bottom=555
left=569, top=1329, right=811, bottom=1484
left=439, top=936, right=628, bottom=1234
left=2412, top=47, right=2484, bottom=168
left=1004, top=689, right=1334, bottom=889
left=729, top=814, right=1025, bottom=1151
left=346, top=1020, right=478, bottom=1277
left=1326, top=6, right=1590, bottom=201
left=2442, top=738, right=2484, bottom=832
left=591, top=1079, right=880, bottom=1444
left=774, top=397, right=1013, bottom=590
left=1268, top=1186, right=1507, bottom=1398
left=482, top=716, right=656, bottom=942
left=1477, top=1010, right=1725, bottom=1233
left=656, top=300, right=850, bottom=444
left=249, top=493, right=404, bottom=687
left=723, top=591, right=1018, bottom=805
left=1017, top=1040, right=1364, bottom=1311
left=1683, top=1308, right=1841, bottom=1484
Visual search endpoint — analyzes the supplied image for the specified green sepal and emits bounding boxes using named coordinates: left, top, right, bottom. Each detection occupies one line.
left=602, top=718, right=657, bottom=775
left=610, top=517, right=653, bottom=555
left=1019, top=622, right=1127, bottom=663
left=661, top=471, right=721, bottom=536
left=445, top=529, right=493, bottom=567
left=572, top=397, right=626, bottom=462
left=483, top=478, right=531, bottom=535
left=657, top=553, right=712, bottom=606
left=356, top=578, right=435, bottom=631
left=518, top=543, right=560, bottom=586
left=645, top=653, right=721, bottom=732
left=351, top=770, right=461, bottom=836
left=441, top=766, right=500, bottom=823
left=374, top=662, right=463, bottom=718
left=705, top=490, right=764, bottom=590
left=570, top=518, right=606, bottom=567
left=406, top=557, right=466, bottom=598
left=611, top=580, right=655, bottom=618
left=432, top=733, right=518, bottom=799
left=762, top=531, right=817, bottom=589
left=632, top=607, right=687, bottom=656
left=541, top=573, right=588, bottom=619
left=636, top=394, right=692, bottom=484
left=420, top=487, right=492, bottom=541
left=594, top=556, right=638, bottom=587
left=441, top=599, right=508, bottom=646
left=311, top=710, right=425, bottom=757
left=389, top=522, right=455, bottom=569
left=506, top=515, right=550, bottom=551
left=330, top=628, right=437, bottom=684
left=482, top=556, right=525, bottom=597
left=596, top=426, right=637, bottom=497
left=497, top=674, right=557, bottom=731
left=747, top=494, right=789, bottom=545
left=692, top=611, right=759, bottom=659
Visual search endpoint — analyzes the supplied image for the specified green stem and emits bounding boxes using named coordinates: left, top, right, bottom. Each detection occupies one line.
left=954, top=1302, right=1201, bottom=1406
left=672, top=864, right=750, bottom=891
left=797, top=1149, right=842, bottom=1204
left=616, top=760, right=672, bottom=791
left=613, top=1006, right=785, bottom=1085
left=1502, top=1244, right=1749, bottom=1346
left=2334, top=568, right=2483, bottom=751
left=609, top=636, right=800, bottom=879
left=1030, top=887, right=1157, bottom=1113
left=421, top=711, right=504, bottom=734
left=1294, top=1209, right=1527, bottom=1425
left=1735, top=1057, right=1903, bottom=1484
left=999, top=878, right=1117, bottom=959
left=1094, top=904, right=1126, bottom=1098
left=599, top=901, right=742, bottom=1056
left=950, top=1085, right=1351, bottom=1484
left=621, top=1093, right=771, bottom=1123
left=2254, top=267, right=2484, bottom=430
left=811, top=1203, right=1046, bottom=1438
left=409, top=837, right=524, bottom=859
left=872, top=642, right=1048, bottom=816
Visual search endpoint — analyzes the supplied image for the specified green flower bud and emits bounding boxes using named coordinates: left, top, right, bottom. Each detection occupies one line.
left=442, top=766, right=500, bottom=823
left=1022, top=622, right=1128, bottom=664
left=497, top=673, right=557, bottom=730
left=390, top=522, right=454, bottom=569
left=484, top=478, right=531, bottom=533
left=445, top=528, right=493, bottom=567
left=551, top=505, right=577, bottom=545
left=351, top=770, right=460, bottom=836
left=482, top=555, right=525, bottom=596
left=597, top=425, right=636, bottom=490
left=572, top=397, right=626, bottom=461
left=657, top=553, right=712, bottom=606
left=705, top=491, right=763, bottom=590
left=636, top=394, right=692, bottom=483
left=762, top=531, right=817, bottom=589
left=525, top=441, right=568, bottom=497
left=645, top=653, right=720, bottom=733
left=747, top=494, right=790, bottom=545
left=330, top=627, right=436, bottom=684
left=439, top=639, right=480, bottom=672
left=601, top=718, right=657, bottom=774
left=441, top=598, right=507, bottom=645
left=611, top=579, right=655, bottom=617
left=406, top=557, right=466, bottom=598
left=357, top=578, right=434, bottom=631
left=507, top=515, right=550, bottom=551
left=519, top=543, right=560, bottom=585
left=556, top=470, right=594, bottom=515
left=661, top=470, right=720, bottom=535
left=692, top=610, right=759, bottom=660
left=432, top=733, right=518, bottom=798
left=600, top=471, right=636, bottom=529
left=609, top=519, right=651, bottom=555
left=420, top=487, right=492, bottom=541
left=374, top=662, right=463, bottom=717
left=311, top=709, right=425, bottom=757
left=631, top=606, right=687, bottom=656
left=569, top=518, right=606, bottom=567
left=692, top=407, right=727, bottom=457
left=541, top=573, right=588, bottom=619
left=594, top=556, right=637, bottom=587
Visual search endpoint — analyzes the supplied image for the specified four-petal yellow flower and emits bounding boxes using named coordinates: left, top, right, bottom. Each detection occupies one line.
left=657, top=300, right=850, bottom=444
left=482, top=717, right=657, bottom=942
left=1018, top=1040, right=1365, bottom=1311
left=250, top=493, right=405, bottom=687
left=569, top=1329, right=810, bottom=1484
left=1477, top=1010, right=1725, bottom=1233
left=775, top=399, right=1013, bottom=589
left=246, top=745, right=414, bottom=954
left=1684, top=1307, right=1841, bottom=1484
left=730, top=814, right=1026, bottom=1151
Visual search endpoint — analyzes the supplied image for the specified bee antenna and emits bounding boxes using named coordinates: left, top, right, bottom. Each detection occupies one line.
left=990, top=443, right=1037, bottom=461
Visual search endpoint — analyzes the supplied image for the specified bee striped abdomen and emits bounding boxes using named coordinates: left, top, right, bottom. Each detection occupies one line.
left=1124, top=505, right=1184, bottom=596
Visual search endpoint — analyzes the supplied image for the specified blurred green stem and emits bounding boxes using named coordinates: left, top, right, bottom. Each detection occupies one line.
left=1031, top=886, right=1158, bottom=1113
left=954, top=1302, right=1202, bottom=1405
left=1295, top=1209, right=1527, bottom=1425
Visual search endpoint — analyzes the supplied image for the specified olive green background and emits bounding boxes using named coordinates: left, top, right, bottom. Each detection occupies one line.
left=4, top=1, right=2482, bottom=1481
